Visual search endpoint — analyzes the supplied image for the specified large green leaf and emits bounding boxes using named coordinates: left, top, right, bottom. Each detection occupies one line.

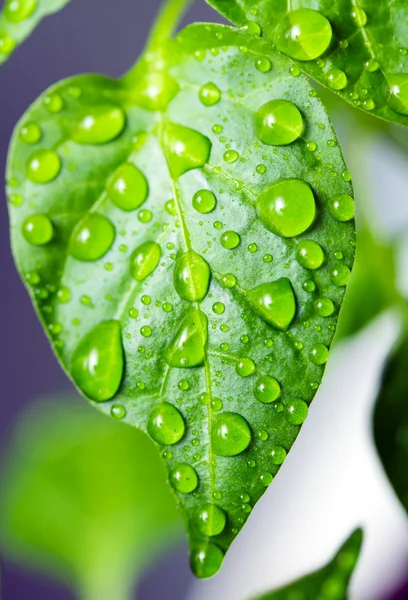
left=5, top=15, right=355, bottom=576
left=205, top=0, right=408, bottom=127
left=0, top=0, right=72, bottom=65
left=254, top=529, right=363, bottom=599
left=374, top=333, right=408, bottom=512
left=0, top=396, right=182, bottom=600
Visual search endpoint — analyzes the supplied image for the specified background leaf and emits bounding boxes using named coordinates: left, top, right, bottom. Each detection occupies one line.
left=0, top=0, right=72, bottom=65
left=254, top=528, right=363, bottom=599
left=205, top=0, right=408, bottom=127
left=374, top=332, right=408, bottom=512
left=0, top=395, right=182, bottom=600
left=6, top=23, right=355, bottom=576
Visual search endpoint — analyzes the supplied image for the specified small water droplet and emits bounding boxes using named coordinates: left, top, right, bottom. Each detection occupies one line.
left=191, top=543, right=224, bottom=578
left=130, top=241, right=161, bottom=281
left=107, top=163, right=148, bottom=211
left=260, top=471, right=273, bottom=485
left=270, top=445, right=287, bottom=464
left=236, top=357, right=255, bottom=377
left=43, top=93, right=64, bottom=113
left=331, top=264, right=351, bottom=286
left=248, top=278, right=296, bottom=331
left=174, top=250, right=211, bottom=301
left=147, top=401, right=185, bottom=445
left=170, top=463, right=198, bottom=493
left=212, top=302, right=225, bottom=315
left=329, top=194, right=354, bottom=221
left=285, top=399, right=309, bottom=424
left=296, top=240, right=324, bottom=269
left=165, top=309, right=208, bottom=368
left=57, top=285, right=71, bottom=304
left=327, top=68, right=348, bottom=90
left=69, top=213, right=115, bottom=261
left=26, top=149, right=61, bottom=184
left=220, top=230, right=240, bottom=249
left=192, top=189, right=217, bottom=213
left=199, top=82, right=221, bottom=106
left=212, top=412, right=252, bottom=456
left=255, top=56, right=272, bottom=72
left=221, top=273, right=236, bottom=288
left=196, top=503, right=226, bottom=536
left=111, top=404, right=126, bottom=419
left=256, top=99, right=303, bottom=146
left=275, top=9, right=332, bottom=61
left=22, top=214, right=53, bottom=245
left=72, top=105, right=126, bottom=144
left=315, top=297, right=334, bottom=316
left=310, top=343, right=329, bottom=365
left=0, top=33, right=16, bottom=55
left=351, top=6, right=367, bottom=27
left=223, top=150, right=239, bottom=164
left=254, top=376, right=281, bottom=403
left=388, top=74, right=408, bottom=116
left=19, top=121, right=41, bottom=144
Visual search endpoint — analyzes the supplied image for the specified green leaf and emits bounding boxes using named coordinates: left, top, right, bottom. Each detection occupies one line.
left=205, top=0, right=408, bottom=127
left=0, top=0, right=72, bottom=65
left=0, top=396, right=182, bottom=600
left=5, top=18, right=355, bottom=577
left=374, top=333, right=408, bottom=512
left=253, top=528, right=363, bottom=599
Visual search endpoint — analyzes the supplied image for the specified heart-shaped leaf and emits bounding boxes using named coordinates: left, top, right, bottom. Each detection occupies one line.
left=254, top=528, right=363, bottom=599
left=206, top=0, right=408, bottom=127
left=6, top=14, right=355, bottom=577
left=374, top=333, right=408, bottom=512
left=0, top=396, right=182, bottom=600
left=0, top=0, right=72, bottom=65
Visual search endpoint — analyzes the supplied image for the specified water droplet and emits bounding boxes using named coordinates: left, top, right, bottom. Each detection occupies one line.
left=365, top=58, right=380, bottom=72
left=254, top=376, right=281, bottom=403
left=212, top=302, right=225, bottom=315
left=212, top=412, right=252, bottom=456
left=270, top=445, right=287, bottom=464
left=0, top=33, right=16, bottom=55
left=260, top=471, right=273, bottom=486
left=221, top=273, right=236, bottom=288
left=164, top=122, right=212, bottom=178
left=9, top=193, right=23, bottom=206
left=329, top=194, right=354, bottom=221
left=296, top=240, right=324, bottom=269
left=310, top=343, right=329, bottom=365
left=255, top=57, right=272, bottom=72
left=199, top=82, right=221, bottom=106
left=257, top=178, right=316, bottom=237
left=306, top=141, right=317, bottom=152
left=341, top=170, right=351, bottom=182
left=388, top=74, right=408, bottom=115
left=248, top=278, right=296, bottom=331
left=191, top=543, right=224, bottom=578
left=19, top=121, right=41, bottom=144
left=22, top=214, right=53, bottom=245
left=72, top=105, right=126, bottom=144
left=275, top=9, right=332, bottom=61
left=43, top=93, right=64, bottom=113
left=256, top=100, right=303, bottom=146
left=327, top=68, right=348, bottom=90
left=223, top=150, right=239, bottom=164
left=4, top=0, right=37, bottom=22
left=220, top=230, right=240, bottom=249
left=174, top=250, right=211, bottom=301
left=165, top=309, right=208, bottom=367
left=351, top=6, right=367, bottom=27
left=26, top=149, right=61, bottom=184
left=57, top=285, right=71, bottom=304
left=289, top=64, right=301, bottom=77
left=236, top=358, right=255, bottom=377
left=256, top=164, right=266, bottom=174
left=285, top=399, right=309, bottom=424
left=71, top=320, right=124, bottom=402
left=129, top=241, right=161, bottom=281
left=69, top=214, right=115, bottom=261
left=196, top=503, right=226, bottom=536
left=147, top=401, right=185, bottom=445
left=331, top=264, right=350, bottom=286
left=140, top=325, right=152, bottom=337
left=170, top=463, right=198, bottom=493
left=192, top=189, right=217, bottom=213
left=107, top=163, right=148, bottom=211
left=303, top=279, right=316, bottom=293
left=111, top=404, right=126, bottom=419
left=315, top=297, right=334, bottom=316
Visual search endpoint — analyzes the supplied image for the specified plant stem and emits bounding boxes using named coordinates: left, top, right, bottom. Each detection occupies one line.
left=147, top=0, right=193, bottom=51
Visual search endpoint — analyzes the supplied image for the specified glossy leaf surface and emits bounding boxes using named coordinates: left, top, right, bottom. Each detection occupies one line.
left=0, top=0, right=72, bottom=65
left=0, top=397, right=181, bottom=600
left=255, top=529, right=363, bottom=599
left=206, top=0, right=408, bottom=127
left=374, top=334, right=408, bottom=512
left=6, top=23, right=355, bottom=576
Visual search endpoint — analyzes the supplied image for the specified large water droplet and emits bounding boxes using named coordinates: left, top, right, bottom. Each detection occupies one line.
left=107, top=163, right=148, bottom=211
left=130, top=241, right=161, bottom=281
left=4, top=0, right=37, bottom=22
left=257, top=179, right=316, bottom=238
left=254, top=376, right=281, bottom=403
left=164, top=309, right=208, bottom=367
left=196, top=503, right=227, bottom=536
left=72, top=105, right=126, bottom=144
left=275, top=9, right=332, bottom=61
left=170, top=463, right=198, bottom=493
left=22, top=214, right=53, bottom=246
left=248, top=278, right=296, bottom=331
left=212, top=412, right=252, bottom=456
left=256, top=100, right=303, bottom=146
left=164, top=123, right=212, bottom=178
left=296, top=240, right=324, bottom=269
left=26, top=149, right=61, bottom=184
left=191, top=543, right=224, bottom=578
left=147, top=401, right=185, bottom=445
left=71, top=320, right=124, bottom=401
left=388, top=74, right=408, bottom=116
left=69, top=214, right=115, bottom=261
left=174, top=250, right=211, bottom=301
left=199, top=82, right=221, bottom=106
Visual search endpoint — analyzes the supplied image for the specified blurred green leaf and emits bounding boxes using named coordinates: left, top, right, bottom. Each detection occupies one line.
left=254, top=529, right=363, bottom=599
left=374, top=334, right=408, bottom=512
left=0, top=397, right=182, bottom=600
left=0, top=0, right=72, bottom=65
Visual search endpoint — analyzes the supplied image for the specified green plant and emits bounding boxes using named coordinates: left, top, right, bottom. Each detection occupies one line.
left=3, top=0, right=408, bottom=588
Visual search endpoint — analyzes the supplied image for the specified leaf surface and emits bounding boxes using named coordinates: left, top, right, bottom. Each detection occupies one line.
left=0, top=0, right=72, bottom=65
left=254, top=529, right=363, bottom=599
left=206, top=0, right=408, bottom=127
left=6, top=23, right=355, bottom=576
left=0, top=396, right=182, bottom=600
left=374, top=333, right=408, bottom=512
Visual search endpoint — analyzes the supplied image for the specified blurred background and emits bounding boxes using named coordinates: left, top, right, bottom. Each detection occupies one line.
left=1, top=1, right=408, bottom=599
